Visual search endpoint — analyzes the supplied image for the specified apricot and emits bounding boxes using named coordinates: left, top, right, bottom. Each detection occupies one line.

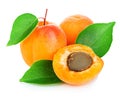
left=20, top=22, right=67, bottom=66
left=53, top=44, right=103, bottom=85
left=60, top=14, right=93, bottom=45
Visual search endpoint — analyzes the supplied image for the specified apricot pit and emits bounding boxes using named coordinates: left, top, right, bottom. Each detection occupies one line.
left=67, top=52, right=93, bottom=72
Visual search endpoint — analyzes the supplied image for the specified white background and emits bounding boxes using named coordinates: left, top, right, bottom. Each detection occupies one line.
left=0, top=0, right=120, bottom=96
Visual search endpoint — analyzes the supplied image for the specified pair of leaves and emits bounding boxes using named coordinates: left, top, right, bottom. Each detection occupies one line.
left=20, top=60, right=61, bottom=84
left=7, top=13, right=115, bottom=57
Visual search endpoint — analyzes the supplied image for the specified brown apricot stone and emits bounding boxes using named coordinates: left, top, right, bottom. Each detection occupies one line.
left=67, top=52, right=93, bottom=72
left=53, top=44, right=104, bottom=85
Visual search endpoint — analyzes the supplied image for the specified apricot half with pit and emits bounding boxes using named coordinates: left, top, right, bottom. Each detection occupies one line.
left=53, top=44, right=104, bottom=85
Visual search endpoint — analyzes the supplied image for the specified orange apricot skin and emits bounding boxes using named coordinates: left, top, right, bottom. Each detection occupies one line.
left=60, top=14, right=93, bottom=45
left=53, top=44, right=104, bottom=85
left=20, top=22, right=67, bottom=66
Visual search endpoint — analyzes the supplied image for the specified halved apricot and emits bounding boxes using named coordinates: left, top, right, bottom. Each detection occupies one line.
left=53, top=44, right=103, bottom=85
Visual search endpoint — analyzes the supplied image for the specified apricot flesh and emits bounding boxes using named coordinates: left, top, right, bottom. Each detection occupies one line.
left=53, top=44, right=104, bottom=85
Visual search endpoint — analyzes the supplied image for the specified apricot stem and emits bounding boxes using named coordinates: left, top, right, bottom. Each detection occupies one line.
left=43, top=9, right=48, bottom=25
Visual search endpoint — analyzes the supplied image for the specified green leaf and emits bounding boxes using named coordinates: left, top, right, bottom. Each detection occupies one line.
left=7, top=13, right=38, bottom=46
left=76, top=22, right=115, bottom=57
left=20, top=60, right=61, bottom=84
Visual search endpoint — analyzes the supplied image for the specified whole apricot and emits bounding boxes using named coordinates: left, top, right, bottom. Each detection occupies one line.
left=20, top=22, right=67, bottom=66
left=53, top=44, right=103, bottom=85
left=60, top=14, right=93, bottom=45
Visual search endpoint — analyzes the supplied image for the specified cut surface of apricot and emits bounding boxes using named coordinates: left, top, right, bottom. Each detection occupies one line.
left=53, top=44, right=103, bottom=85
